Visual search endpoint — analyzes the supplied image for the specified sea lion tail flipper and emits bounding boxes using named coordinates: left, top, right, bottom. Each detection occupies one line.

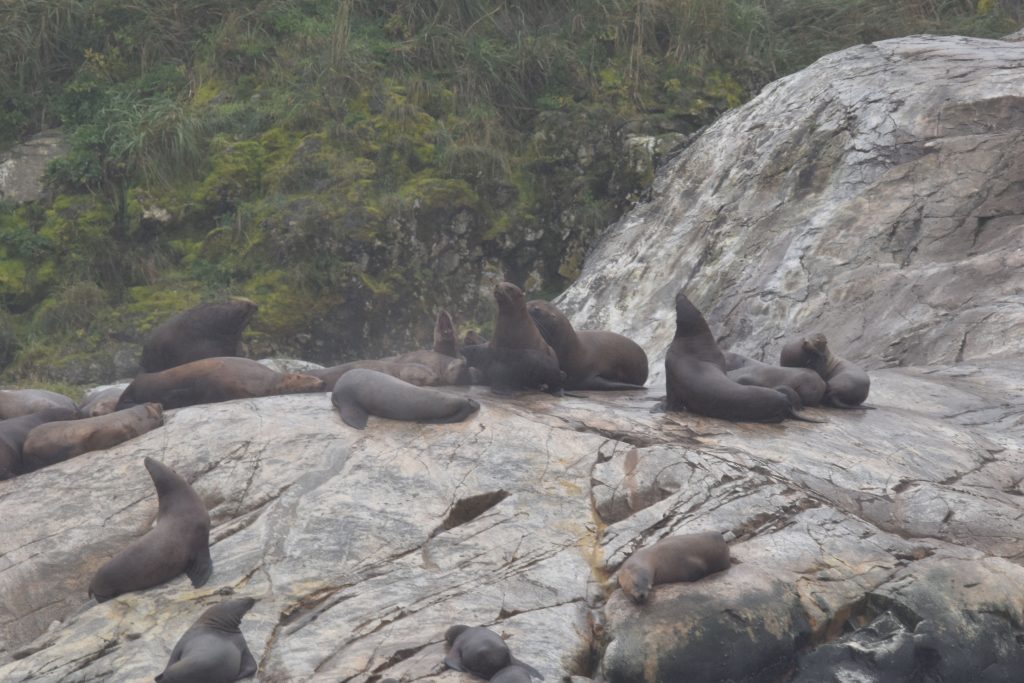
left=336, top=399, right=370, bottom=430
left=187, top=547, right=214, bottom=587
left=239, top=643, right=258, bottom=678
left=510, top=657, right=545, bottom=680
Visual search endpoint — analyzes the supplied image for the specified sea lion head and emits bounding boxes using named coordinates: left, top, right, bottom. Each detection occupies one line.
left=673, top=290, right=713, bottom=340
left=526, top=300, right=573, bottom=350
left=434, top=309, right=458, bottom=355
left=803, top=333, right=829, bottom=356
left=445, top=624, right=470, bottom=644
left=463, top=330, right=488, bottom=346
left=142, top=402, right=164, bottom=421
left=493, top=282, right=525, bottom=310
left=198, top=596, right=256, bottom=632
left=276, top=373, right=326, bottom=394
left=618, top=562, right=653, bottom=604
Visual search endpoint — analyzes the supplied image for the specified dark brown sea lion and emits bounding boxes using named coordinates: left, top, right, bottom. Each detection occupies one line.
left=0, top=389, right=77, bottom=419
left=617, top=531, right=731, bottom=603
left=443, top=625, right=543, bottom=680
left=387, top=350, right=473, bottom=385
left=780, top=333, right=870, bottom=407
left=463, top=330, right=488, bottom=347
left=665, top=291, right=817, bottom=422
left=89, top=457, right=211, bottom=602
left=724, top=353, right=826, bottom=407
left=332, top=368, right=480, bottom=430
left=526, top=299, right=648, bottom=390
left=433, top=309, right=459, bottom=357
left=20, top=403, right=164, bottom=473
left=116, top=357, right=324, bottom=410
left=141, top=298, right=258, bottom=373
left=156, top=597, right=258, bottom=683
left=0, top=407, right=78, bottom=479
left=78, top=386, right=125, bottom=417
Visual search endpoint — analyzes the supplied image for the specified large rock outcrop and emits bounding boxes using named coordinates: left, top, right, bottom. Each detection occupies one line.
left=1, top=34, right=1023, bottom=683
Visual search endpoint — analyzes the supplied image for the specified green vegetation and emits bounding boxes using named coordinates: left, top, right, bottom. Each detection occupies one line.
left=0, top=0, right=1017, bottom=385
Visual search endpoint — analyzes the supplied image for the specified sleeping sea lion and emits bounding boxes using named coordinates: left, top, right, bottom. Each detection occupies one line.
left=20, top=403, right=164, bottom=473
left=617, top=531, right=731, bottom=603
left=141, top=299, right=258, bottom=373
left=443, top=625, right=543, bottom=680
left=78, top=386, right=125, bottom=417
left=780, top=333, right=870, bottom=407
left=526, top=299, right=648, bottom=390
left=156, top=597, right=258, bottom=683
left=0, top=389, right=77, bottom=419
left=89, top=457, right=212, bottom=601
left=331, top=369, right=480, bottom=430
left=724, top=352, right=826, bottom=407
left=0, top=407, right=78, bottom=479
left=116, top=357, right=324, bottom=410
left=665, top=291, right=819, bottom=422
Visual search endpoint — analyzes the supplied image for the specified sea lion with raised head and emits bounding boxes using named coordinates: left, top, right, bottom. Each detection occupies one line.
left=156, top=597, right=258, bottom=683
left=0, top=407, right=78, bottom=479
left=433, top=309, right=459, bottom=357
left=617, top=531, right=731, bottom=603
left=141, top=298, right=258, bottom=373
left=665, top=291, right=819, bottom=422
left=20, top=403, right=164, bottom=473
left=527, top=299, right=648, bottom=390
left=116, top=357, right=323, bottom=410
left=332, top=368, right=480, bottom=430
left=89, top=457, right=212, bottom=601
left=725, top=353, right=826, bottom=407
left=0, top=389, right=77, bottom=419
left=443, top=625, right=543, bottom=680
left=780, top=333, right=870, bottom=407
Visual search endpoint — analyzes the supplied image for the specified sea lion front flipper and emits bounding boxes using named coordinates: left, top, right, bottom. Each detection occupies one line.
left=187, top=547, right=213, bottom=587
left=510, top=657, right=545, bottom=680
left=238, top=642, right=258, bottom=678
left=336, top=399, right=370, bottom=430
left=443, top=652, right=467, bottom=672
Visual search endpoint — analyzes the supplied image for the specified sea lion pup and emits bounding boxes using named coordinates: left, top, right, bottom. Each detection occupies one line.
left=0, top=389, right=78, bottom=419
left=724, top=352, right=826, bottom=407
left=526, top=299, right=648, bottom=390
left=141, top=298, right=258, bottom=373
left=617, top=531, right=731, bottom=603
left=444, top=625, right=543, bottom=680
left=332, top=368, right=480, bottom=430
left=116, top=357, right=324, bottom=410
left=78, top=386, right=125, bottom=417
left=780, top=333, right=870, bottom=407
left=89, top=457, right=212, bottom=601
left=156, top=597, right=258, bottom=683
left=20, top=403, right=164, bottom=474
left=665, top=291, right=817, bottom=422
left=0, top=407, right=78, bottom=479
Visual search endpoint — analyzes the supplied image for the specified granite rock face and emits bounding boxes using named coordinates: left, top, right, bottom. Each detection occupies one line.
left=0, top=130, right=68, bottom=203
left=2, top=34, right=1024, bottom=683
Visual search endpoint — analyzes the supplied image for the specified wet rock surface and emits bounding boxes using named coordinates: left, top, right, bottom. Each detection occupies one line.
left=2, top=34, right=1024, bottom=683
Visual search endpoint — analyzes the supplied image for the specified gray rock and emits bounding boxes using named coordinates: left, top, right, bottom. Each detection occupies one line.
left=0, top=130, right=69, bottom=203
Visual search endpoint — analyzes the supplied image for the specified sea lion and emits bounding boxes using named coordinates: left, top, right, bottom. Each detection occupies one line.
left=665, top=291, right=817, bottom=422
left=443, top=625, right=543, bottom=680
left=617, top=531, right=731, bottom=603
left=116, top=357, right=324, bottom=410
left=526, top=299, right=648, bottom=390
left=491, top=665, right=541, bottom=682
left=332, top=368, right=480, bottom=429
left=78, top=386, right=125, bottom=417
left=311, top=359, right=446, bottom=389
left=156, top=597, right=258, bottom=683
left=0, top=407, right=78, bottom=479
left=141, top=298, right=258, bottom=373
left=89, top=457, right=212, bottom=601
left=20, top=403, right=164, bottom=474
left=780, top=333, right=870, bottom=407
left=433, top=309, right=459, bottom=357
left=0, top=389, right=78, bottom=419
left=725, top=353, right=826, bottom=407
left=463, top=330, right=488, bottom=346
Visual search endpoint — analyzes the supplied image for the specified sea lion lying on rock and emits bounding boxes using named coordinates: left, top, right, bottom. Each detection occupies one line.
left=443, top=625, right=543, bottom=680
left=332, top=369, right=480, bottom=429
left=117, top=357, right=324, bottom=410
left=618, top=531, right=731, bottom=603
left=0, top=407, right=78, bottom=478
left=0, top=389, right=77, bottom=419
left=780, top=333, right=870, bottom=407
left=724, top=352, right=826, bottom=407
left=156, top=597, right=258, bottom=683
left=527, top=299, right=648, bottom=390
left=141, top=298, right=258, bottom=373
left=89, top=457, right=212, bottom=601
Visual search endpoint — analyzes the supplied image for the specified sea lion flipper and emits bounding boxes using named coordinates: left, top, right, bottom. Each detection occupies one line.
left=238, top=643, right=258, bottom=678
left=186, top=547, right=213, bottom=587
left=577, top=376, right=646, bottom=391
left=443, top=652, right=467, bottom=672
left=510, top=656, right=545, bottom=680
left=337, top=400, right=370, bottom=429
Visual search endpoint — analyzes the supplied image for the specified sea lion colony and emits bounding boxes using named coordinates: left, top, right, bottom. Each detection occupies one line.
left=0, top=284, right=869, bottom=680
